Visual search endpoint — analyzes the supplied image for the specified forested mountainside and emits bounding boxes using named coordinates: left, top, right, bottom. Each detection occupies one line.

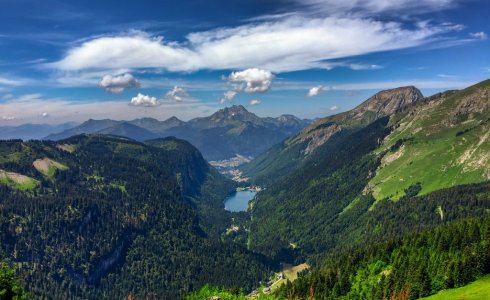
left=187, top=212, right=490, bottom=299
left=276, top=214, right=490, bottom=299
left=44, top=105, right=311, bottom=161
left=221, top=80, right=490, bottom=298
left=0, top=135, right=271, bottom=299
left=248, top=81, right=490, bottom=257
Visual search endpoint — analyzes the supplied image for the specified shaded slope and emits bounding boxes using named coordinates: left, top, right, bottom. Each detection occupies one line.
left=0, top=135, right=271, bottom=299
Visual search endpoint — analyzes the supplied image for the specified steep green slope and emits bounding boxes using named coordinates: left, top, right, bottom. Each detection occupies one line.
left=369, top=80, right=490, bottom=200
left=246, top=80, right=490, bottom=262
left=421, top=275, right=490, bottom=300
left=0, top=135, right=270, bottom=299
left=242, top=86, right=423, bottom=185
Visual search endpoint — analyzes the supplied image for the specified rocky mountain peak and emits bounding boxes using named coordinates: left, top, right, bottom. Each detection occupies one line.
left=211, top=105, right=257, bottom=122
left=353, top=86, right=424, bottom=116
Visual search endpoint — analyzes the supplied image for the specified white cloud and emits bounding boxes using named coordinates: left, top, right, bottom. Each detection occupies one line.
left=330, top=105, right=339, bottom=111
left=469, top=32, right=487, bottom=40
left=348, top=63, right=383, bottom=70
left=51, top=16, right=452, bottom=73
left=249, top=99, right=261, bottom=106
left=437, top=74, right=458, bottom=78
left=164, top=86, right=190, bottom=102
left=0, top=76, right=28, bottom=86
left=2, top=115, right=15, bottom=121
left=294, top=0, right=458, bottom=15
left=98, top=73, right=140, bottom=93
left=130, top=93, right=161, bottom=107
left=227, top=68, right=273, bottom=93
left=40, top=112, right=49, bottom=118
left=307, top=85, right=325, bottom=97
left=219, top=91, right=237, bottom=104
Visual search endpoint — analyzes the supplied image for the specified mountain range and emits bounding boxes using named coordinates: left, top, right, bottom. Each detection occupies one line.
left=44, top=105, right=311, bottom=161
left=1, top=79, right=489, bottom=299
left=0, top=122, right=79, bottom=140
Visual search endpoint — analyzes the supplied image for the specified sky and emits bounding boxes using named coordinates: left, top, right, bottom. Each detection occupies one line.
left=0, top=0, right=489, bottom=125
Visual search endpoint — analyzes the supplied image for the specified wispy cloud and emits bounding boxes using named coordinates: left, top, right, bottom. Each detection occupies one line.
left=0, top=76, right=31, bottom=86
left=469, top=32, right=488, bottom=40
left=249, top=99, right=261, bottom=106
left=291, top=0, right=460, bottom=16
left=50, top=17, right=456, bottom=73
left=164, top=86, right=192, bottom=102
left=219, top=91, right=237, bottom=104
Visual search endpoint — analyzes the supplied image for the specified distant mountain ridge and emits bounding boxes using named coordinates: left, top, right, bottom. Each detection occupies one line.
left=0, top=122, right=79, bottom=140
left=45, top=105, right=312, bottom=160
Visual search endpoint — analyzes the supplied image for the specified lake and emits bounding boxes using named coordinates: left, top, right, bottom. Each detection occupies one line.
left=224, top=190, right=257, bottom=212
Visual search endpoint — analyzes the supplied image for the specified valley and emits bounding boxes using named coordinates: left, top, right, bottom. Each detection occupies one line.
left=1, top=0, right=489, bottom=298
left=1, top=80, right=489, bottom=299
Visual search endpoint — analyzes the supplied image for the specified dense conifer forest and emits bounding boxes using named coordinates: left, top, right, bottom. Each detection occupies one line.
left=0, top=136, right=271, bottom=299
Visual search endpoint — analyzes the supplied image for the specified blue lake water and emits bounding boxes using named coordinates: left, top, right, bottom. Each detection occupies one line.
left=224, top=190, right=257, bottom=212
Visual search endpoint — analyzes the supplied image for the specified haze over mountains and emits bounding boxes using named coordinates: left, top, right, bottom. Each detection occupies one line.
left=44, top=105, right=311, bottom=161
left=0, top=122, right=79, bottom=141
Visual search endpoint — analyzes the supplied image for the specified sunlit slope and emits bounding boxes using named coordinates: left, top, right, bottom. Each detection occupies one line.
left=421, top=275, right=490, bottom=300
left=242, top=86, right=423, bottom=184
left=369, top=80, right=490, bottom=200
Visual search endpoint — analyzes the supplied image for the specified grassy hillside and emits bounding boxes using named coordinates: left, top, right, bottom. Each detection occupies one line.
left=369, top=80, right=490, bottom=200
left=421, top=275, right=490, bottom=300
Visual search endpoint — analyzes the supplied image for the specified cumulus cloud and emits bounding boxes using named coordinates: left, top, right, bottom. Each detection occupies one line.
left=130, top=93, right=161, bottom=107
left=470, top=32, right=487, bottom=40
left=219, top=91, right=237, bottom=104
left=98, top=73, right=140, bottom=93
left=2, top=116, right=15, bottom=121
left=307, top=85, right=325, bottom=97
left=40, top=112, right=49, bottom=118
left=51, top=16, right=452, bottom=73
left=249, top=99, right=261, bottom=106
left=164, top=86, right=190, bottom=102
left=227, top=68, right=273, bottom=93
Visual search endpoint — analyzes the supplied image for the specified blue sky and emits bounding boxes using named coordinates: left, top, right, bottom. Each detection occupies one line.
left=0, top=0, right=489, bottom=125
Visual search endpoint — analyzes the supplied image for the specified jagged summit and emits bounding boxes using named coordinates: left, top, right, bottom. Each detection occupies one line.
left=208, top=105, right=261, bottom=123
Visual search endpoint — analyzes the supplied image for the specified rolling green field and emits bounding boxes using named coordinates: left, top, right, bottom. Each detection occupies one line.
left=421, top=275, right=490, bottom=300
